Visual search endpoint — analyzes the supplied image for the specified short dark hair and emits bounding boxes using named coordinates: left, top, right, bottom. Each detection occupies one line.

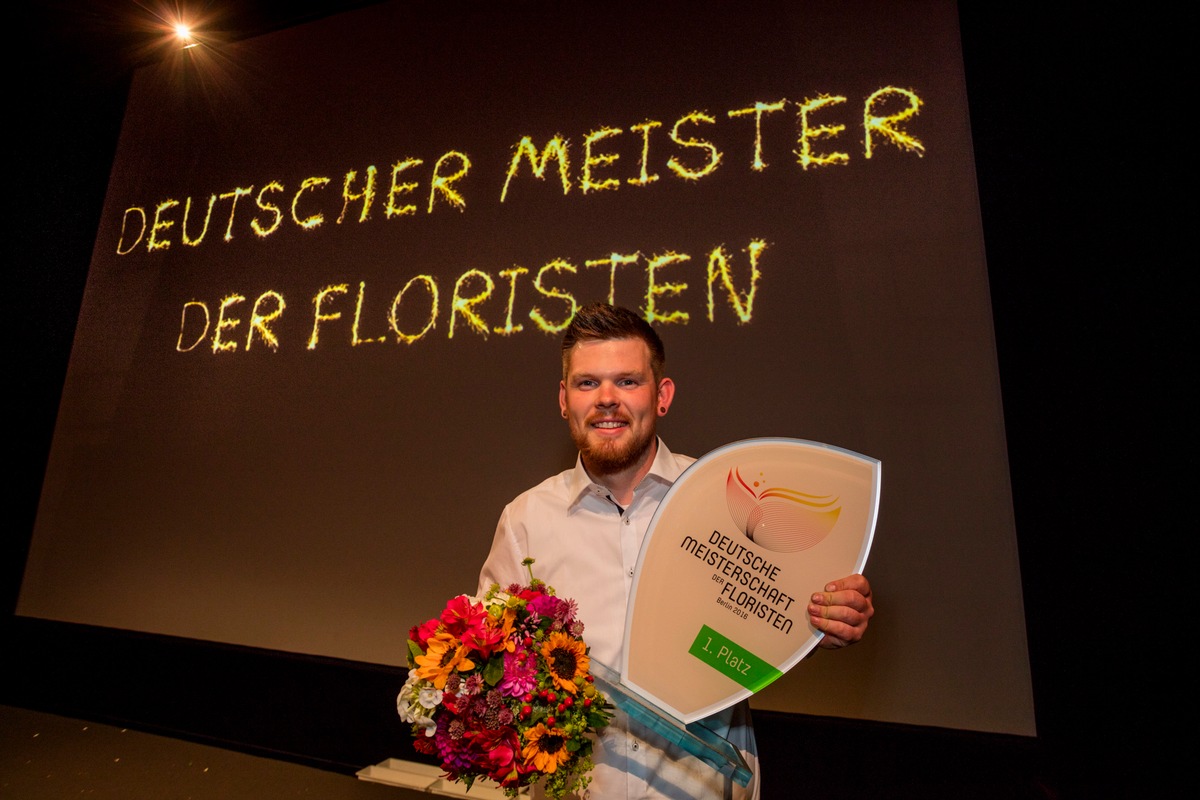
left=561, top=303, right=665, bottom=382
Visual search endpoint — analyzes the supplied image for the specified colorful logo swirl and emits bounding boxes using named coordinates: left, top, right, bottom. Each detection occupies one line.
left=725, top=467, right=841, bottom=552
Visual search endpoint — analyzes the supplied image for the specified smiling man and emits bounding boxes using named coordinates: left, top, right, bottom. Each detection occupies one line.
left=560, top=334, right=673, bottom=497
left=478, top=302, right=873, bottom=799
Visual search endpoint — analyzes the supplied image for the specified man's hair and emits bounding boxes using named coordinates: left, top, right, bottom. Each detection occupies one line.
left=561, top=303, right=665, bottom=382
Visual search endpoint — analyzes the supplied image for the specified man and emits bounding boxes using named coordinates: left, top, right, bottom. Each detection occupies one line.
left=478, top=303, right=874, bottom=799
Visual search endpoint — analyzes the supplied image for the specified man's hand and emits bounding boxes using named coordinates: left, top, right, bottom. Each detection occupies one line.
left=808, top=574, right=873, bottom=649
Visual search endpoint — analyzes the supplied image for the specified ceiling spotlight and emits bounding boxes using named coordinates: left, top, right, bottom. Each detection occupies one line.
left=174, top=23, right=196, bottom=48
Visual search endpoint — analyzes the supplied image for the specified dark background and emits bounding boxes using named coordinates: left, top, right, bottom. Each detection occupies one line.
left=8, top=2, right=1174, bottom=797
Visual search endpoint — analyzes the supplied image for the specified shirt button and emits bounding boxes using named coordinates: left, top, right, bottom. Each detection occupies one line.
left=632, top=742, right=639, bottom=751
left=628, top=568, right=634, bottom=576
left=624, top=518, right=630, bottom=526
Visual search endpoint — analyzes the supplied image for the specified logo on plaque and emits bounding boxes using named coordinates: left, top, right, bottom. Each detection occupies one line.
left=621, top=438, right=879, bottom=723
left=726, top=467, right=842, bottom=552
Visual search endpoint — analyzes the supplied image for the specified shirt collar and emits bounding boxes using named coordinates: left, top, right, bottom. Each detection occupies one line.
left=566, top=437, right=684, bottom=510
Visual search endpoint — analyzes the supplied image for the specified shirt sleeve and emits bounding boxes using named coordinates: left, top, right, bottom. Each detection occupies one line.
left=476, top=504, right=527, bottom=597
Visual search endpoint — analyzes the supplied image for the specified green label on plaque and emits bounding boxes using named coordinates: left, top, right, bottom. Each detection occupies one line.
left=687, top=625, right=783, bottom=691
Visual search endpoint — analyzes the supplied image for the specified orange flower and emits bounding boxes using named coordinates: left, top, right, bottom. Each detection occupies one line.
left=496, top=606, right=518, bottom=652
left=522, top=723, right=571, bottom=773
left=413, top=631, right=475, bottom=689
left=540, top=632, right=588, bottom=694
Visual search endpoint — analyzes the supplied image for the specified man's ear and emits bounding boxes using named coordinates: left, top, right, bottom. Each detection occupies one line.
left=656, top=377, right=675, bottom=416
left=559, top=381, right=568, bottom=418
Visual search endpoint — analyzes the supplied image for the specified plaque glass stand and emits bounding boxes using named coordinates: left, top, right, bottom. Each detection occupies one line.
left=589, top=659, right=752, bottom=788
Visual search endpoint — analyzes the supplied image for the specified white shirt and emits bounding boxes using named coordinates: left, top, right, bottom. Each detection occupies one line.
left=478, top=440, right=760, bottom=800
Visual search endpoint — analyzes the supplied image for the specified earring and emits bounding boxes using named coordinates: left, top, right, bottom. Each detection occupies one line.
left=562, top=410, right=568, bottom=418
left=659, top=406, right=666, bottom=414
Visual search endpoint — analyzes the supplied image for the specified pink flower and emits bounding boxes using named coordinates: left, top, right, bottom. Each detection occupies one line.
left=497, top=649, right=537, bottom=697
left=527, top=593, right=563, bottom=621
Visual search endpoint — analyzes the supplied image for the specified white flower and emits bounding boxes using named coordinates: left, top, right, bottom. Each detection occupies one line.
left=397, top=673, right=425, bottom=724
left=398, top=672, right=442, bottom=736
left=418, top=685, right=444, bottom=710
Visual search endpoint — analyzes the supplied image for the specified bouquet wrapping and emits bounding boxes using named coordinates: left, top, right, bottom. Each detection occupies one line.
left=399, top=561, right=612, bottom=798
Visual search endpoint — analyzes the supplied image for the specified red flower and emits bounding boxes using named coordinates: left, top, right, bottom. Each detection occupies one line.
left=409, top=617, right=440, bottom=648
left=440, top=691, right=469, bottom=715
left=517, top=586, right=546, bottom=602
left=440, top=596, right=487, bottom=637
left=473, top=727, right=523, bottom=785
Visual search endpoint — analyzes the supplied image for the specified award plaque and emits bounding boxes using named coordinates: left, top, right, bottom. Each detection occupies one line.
left=620, top=438, right=879, bottom=724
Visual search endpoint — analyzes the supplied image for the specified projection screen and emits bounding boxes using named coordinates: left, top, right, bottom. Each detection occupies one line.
left=19, top=0, right=1034, bottom=736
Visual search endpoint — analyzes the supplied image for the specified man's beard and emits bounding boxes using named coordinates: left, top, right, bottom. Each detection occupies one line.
left=569, top=416, right=657, bottom=476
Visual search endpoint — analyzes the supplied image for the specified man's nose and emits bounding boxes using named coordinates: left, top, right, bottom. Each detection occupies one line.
left=595, top=381, right=618, bottom=406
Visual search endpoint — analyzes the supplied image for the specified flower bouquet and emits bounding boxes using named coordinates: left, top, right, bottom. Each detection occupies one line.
left=398, top=560, right=612, bottom=799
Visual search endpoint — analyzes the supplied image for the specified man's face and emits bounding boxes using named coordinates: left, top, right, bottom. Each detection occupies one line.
left=559, top=338, right=674, bottom=477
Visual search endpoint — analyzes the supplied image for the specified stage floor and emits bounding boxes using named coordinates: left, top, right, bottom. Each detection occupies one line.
left=0, top=704, right=426, bottom=800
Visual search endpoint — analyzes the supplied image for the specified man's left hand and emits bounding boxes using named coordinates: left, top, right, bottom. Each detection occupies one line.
left=808, top=574, right=873, bottom=649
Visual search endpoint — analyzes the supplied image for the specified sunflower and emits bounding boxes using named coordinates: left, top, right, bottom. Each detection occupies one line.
left=413, top=631, right=476, bottom=689
left=522, top=723, right=571, bottom=773
left=540, top=632, right=588, bottom=694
